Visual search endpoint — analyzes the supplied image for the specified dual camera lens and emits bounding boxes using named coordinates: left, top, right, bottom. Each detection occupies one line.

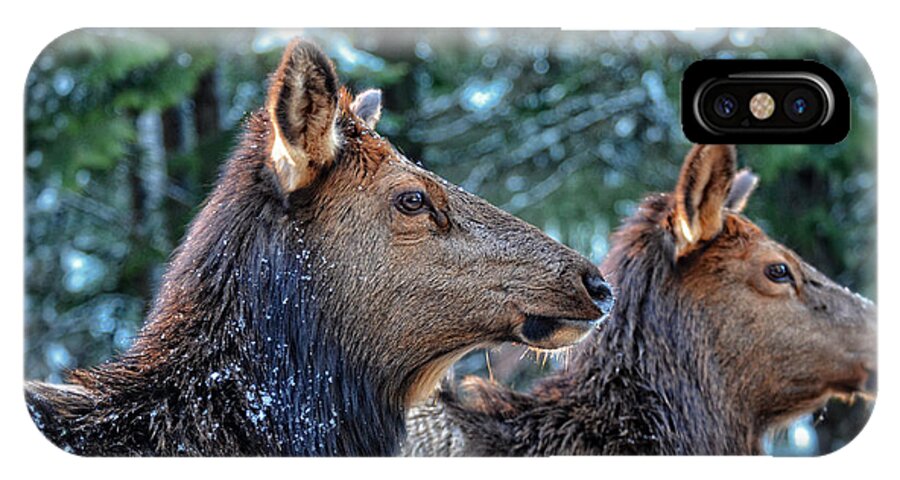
left=683, top=60, right=848, bottom=143
left=712, top=89, right=816, bottom=123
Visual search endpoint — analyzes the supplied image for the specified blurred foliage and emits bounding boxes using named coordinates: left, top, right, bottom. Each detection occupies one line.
left=24, top=28, right=875, bottom=455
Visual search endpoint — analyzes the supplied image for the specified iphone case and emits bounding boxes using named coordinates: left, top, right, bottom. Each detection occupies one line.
left=24, top=28, right=876, bottom=456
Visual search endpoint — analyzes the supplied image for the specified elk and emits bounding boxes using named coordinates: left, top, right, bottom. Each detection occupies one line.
left=404, top=144, right=876, bottom=455
left=25, top=40, right=615, bottom=456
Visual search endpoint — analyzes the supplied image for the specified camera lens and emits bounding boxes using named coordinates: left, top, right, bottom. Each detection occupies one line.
left=713, top=94, right=738, bottom=118
left=784, top=88, right=819, bottom=123
left=791, top=98, right=808, bottom=116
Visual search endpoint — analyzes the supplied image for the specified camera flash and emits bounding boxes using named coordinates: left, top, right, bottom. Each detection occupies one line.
left=750, top=92, right=775, bottom=120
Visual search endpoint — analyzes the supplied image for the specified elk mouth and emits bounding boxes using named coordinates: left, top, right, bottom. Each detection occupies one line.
left=517, top=314, right=603, bottom=350
left=826, top=364, right=877, bottom=401
left=513, top=275, right=615, bottom=350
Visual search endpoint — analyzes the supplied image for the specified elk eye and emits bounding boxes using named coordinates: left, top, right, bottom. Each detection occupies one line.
left=765, top=263, right=793, bottom=284
left=394, top=191, right=428, bottom=215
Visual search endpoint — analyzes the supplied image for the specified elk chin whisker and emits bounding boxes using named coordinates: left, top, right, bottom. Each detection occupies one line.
left=525, top=345, right=572, bottom=367
left=835, top=390, right=876, bottom=405
left=852, top=391, right=877, bottom=403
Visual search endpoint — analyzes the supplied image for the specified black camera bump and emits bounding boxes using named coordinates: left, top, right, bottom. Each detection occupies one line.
left=682, top=60, right=849, bottom=144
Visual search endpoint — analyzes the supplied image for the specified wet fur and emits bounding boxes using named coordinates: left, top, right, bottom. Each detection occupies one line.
left=25, top=109, right=404, bottom=456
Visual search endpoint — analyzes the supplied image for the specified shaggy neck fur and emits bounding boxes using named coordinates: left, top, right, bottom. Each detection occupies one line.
left=26, top=111, right=404, bottom=456
left=437, top=194, right=757, bottom=455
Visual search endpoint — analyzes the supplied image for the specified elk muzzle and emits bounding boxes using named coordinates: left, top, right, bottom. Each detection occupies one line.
left=518, top=269, right=614, bottom=350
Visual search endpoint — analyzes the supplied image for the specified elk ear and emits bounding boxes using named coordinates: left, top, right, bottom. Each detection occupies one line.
left=724, top=169, right=759, bottom=213
left=266, top=39, right=340, bottom=193
left=350, top=89, right=383, bottom=129
left=670, top=144, right=737, bottom=258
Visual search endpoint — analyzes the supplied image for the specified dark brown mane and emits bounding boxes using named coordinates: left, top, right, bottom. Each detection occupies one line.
left=27, top=104, right=406, bottom=456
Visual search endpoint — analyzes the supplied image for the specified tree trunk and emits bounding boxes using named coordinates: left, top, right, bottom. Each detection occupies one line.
left=193, top=69, right=219, bottom=141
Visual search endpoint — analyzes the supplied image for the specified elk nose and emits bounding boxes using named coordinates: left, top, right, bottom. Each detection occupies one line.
left=583, top=270, right=615, bottom=315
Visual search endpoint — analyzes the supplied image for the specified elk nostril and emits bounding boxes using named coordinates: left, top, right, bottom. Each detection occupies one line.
left=583, top=271, right=614, bottom=313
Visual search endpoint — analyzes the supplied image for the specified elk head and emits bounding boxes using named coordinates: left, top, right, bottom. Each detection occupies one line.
left=665, top=144, right=876, bottom=428
left=264, top=40, right=614, bottom=406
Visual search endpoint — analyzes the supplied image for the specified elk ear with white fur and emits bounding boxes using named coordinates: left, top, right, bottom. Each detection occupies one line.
left=265, top=39, right=340, bottom=193
left=351, top=89, right=383, bottom=129
left=724, top=169, right=759, bottom=213
left=670, top=144, right=737, bottom=259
